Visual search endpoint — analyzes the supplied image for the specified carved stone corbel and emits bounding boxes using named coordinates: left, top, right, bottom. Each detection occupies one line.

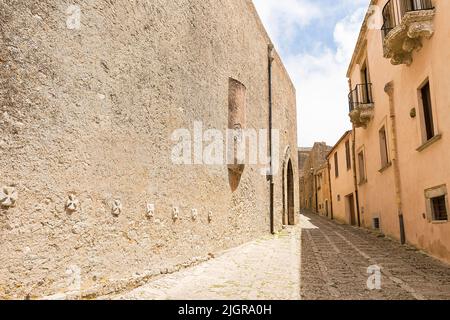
left=383, top=9, right=435, bottom=66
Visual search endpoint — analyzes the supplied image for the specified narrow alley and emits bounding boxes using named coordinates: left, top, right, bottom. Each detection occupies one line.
left=107, top=212, right=450, bottom=300
left=2, top=0, right=450, bottom=305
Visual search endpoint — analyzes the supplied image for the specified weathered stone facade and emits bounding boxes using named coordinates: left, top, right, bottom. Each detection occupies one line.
left=0, top=0, right=298, bottom=298
left=298, top=147, right=311, bottom=178
left=298, top=147, right=311, bottom=212
left=299, top=143, right=331, bottom=213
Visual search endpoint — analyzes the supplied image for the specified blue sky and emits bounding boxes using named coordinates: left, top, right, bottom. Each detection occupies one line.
left=253, top=0, right=371, bottom=147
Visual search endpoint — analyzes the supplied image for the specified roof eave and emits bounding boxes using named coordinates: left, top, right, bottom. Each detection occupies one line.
left=346, top=0, right=379, bottom=78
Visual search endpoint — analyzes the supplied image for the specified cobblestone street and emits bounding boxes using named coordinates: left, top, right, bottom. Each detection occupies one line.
left=112, top=225, right=301, bottom=300
left=108, top=212, right=450, bottom=300
left=301, top=212, right=450, bottom=300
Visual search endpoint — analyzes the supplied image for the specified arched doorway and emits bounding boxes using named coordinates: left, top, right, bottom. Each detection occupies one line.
left=287, top=159, right=295, bottom=225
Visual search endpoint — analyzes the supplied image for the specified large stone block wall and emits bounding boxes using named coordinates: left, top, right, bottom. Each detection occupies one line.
left=299, top=143, right=331, bottom=211
left=0, top=0, right=298, bottom=298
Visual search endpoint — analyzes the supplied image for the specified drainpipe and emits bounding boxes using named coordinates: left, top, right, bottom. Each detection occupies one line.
left=327, top=159, right=334, bottom=220
left=385, top=81, right=406, bottom=244
left=268, top=44, right=275, bottom=234
left=314, top=173, right=318, bottom=213
left=351, top=125, right=362, bottom=227
left=310, top=169, right=314, bottom=212
left=349, top=77, right=362, bottom=227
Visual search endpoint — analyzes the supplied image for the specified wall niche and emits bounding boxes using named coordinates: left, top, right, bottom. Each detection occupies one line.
left=228, top=78, right=246, bottom=191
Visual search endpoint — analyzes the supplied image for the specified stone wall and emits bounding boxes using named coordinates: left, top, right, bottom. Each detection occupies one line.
left=298, top=148, right=311, bottom=177
left=299, top=142, right=331, bottom=212
left=0, top=0, right=298, bottom=298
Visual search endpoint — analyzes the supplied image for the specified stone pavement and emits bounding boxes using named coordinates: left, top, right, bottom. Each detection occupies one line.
left=112, top=223, right=302, bottom=300
left=108, top=212, right=450, bottom=300
left=301, top=212, right=450, bottom=300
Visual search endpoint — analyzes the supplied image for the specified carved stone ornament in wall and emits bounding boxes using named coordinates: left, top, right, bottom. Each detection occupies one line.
left=191, top=208, right=198, bottom=221
left=65, top=194, right=79, bottom=213
left=112, top=199, right=122, bottom=216
left=383, top=9, right=435, bottom=66
left=208, top=211, right=213, bottom=223
left=146, top=203, right=155, bottom=218
left=172, top=207, right=179, bottom=221
left=0, top=186, right=18, bottom=208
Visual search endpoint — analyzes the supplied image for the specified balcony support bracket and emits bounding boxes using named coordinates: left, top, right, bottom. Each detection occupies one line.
left=349, top=103, right=375, bottom=129
left=383, top=9, right=435, bottom=66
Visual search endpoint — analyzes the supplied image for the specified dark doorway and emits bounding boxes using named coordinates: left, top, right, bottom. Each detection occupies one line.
left=346, top=193, right=357, bottom=226
left=287, top=160, right=295, bottom=225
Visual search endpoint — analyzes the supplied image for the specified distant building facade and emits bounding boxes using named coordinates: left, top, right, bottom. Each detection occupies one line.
left=299, top=143, right=332, bottom=214
left=327, top=131, right=357, bottom=225
left=298, top=147, right=312, bottom=177
left=314, top=163, right=332, bottom=218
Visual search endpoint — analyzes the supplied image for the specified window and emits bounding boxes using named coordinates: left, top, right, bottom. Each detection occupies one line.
left=407, top=0, right=430, bottom=11
left=431, top=196, right=448, bottom=221
left=373, top=217, right=380, bottom=230
left=345, top=140, right=351, bottom=170
left=334, top=152, right=339, bottom=178
left=379, top=126, right=389, bottom=168
left=420, top=81, right=435, bottom=141
left=361, top=63, right=369, bottom=84
left=425, top=185, right=448, bottom=222
left=358, top=151, right=366, bottom=183
left=317, top=173, right=322, bottom=190
left=360, top=61, right=371, bottom=103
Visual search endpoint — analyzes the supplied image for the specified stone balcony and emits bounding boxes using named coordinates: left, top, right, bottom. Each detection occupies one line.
left=382, top=0, right=435, bottom=66
left=348, top=84, right=375, bottom=129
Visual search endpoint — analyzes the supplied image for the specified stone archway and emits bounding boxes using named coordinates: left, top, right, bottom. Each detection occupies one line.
left=281, top=146, right=296, bottom=226
left=287, top=159, right=295, bottom=225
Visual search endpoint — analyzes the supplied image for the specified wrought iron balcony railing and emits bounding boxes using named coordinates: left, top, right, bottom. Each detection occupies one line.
left=382, top=0, right=434, bottom=39
left=348, top=83, right=374, bottom=113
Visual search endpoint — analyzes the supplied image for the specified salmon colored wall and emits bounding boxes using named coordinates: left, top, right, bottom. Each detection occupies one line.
left=328, top=133, right=356, bottom=225
left=316, top=166, right=331, bottom=218
left=348, top=0, right=450, bottom=263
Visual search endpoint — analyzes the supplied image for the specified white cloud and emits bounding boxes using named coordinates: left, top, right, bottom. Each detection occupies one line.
left=254, top=0, right=370, bottom=147
left=334, top=7, right=368, bottom=63
left=253, top=0, right=323, bottom=52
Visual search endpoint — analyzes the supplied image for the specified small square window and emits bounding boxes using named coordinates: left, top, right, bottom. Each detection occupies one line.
left=431, top=196, right=448, bottom=221
left=425, top=185, right=448, bottom=222
left=373, top=217, right=380, bottom=230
